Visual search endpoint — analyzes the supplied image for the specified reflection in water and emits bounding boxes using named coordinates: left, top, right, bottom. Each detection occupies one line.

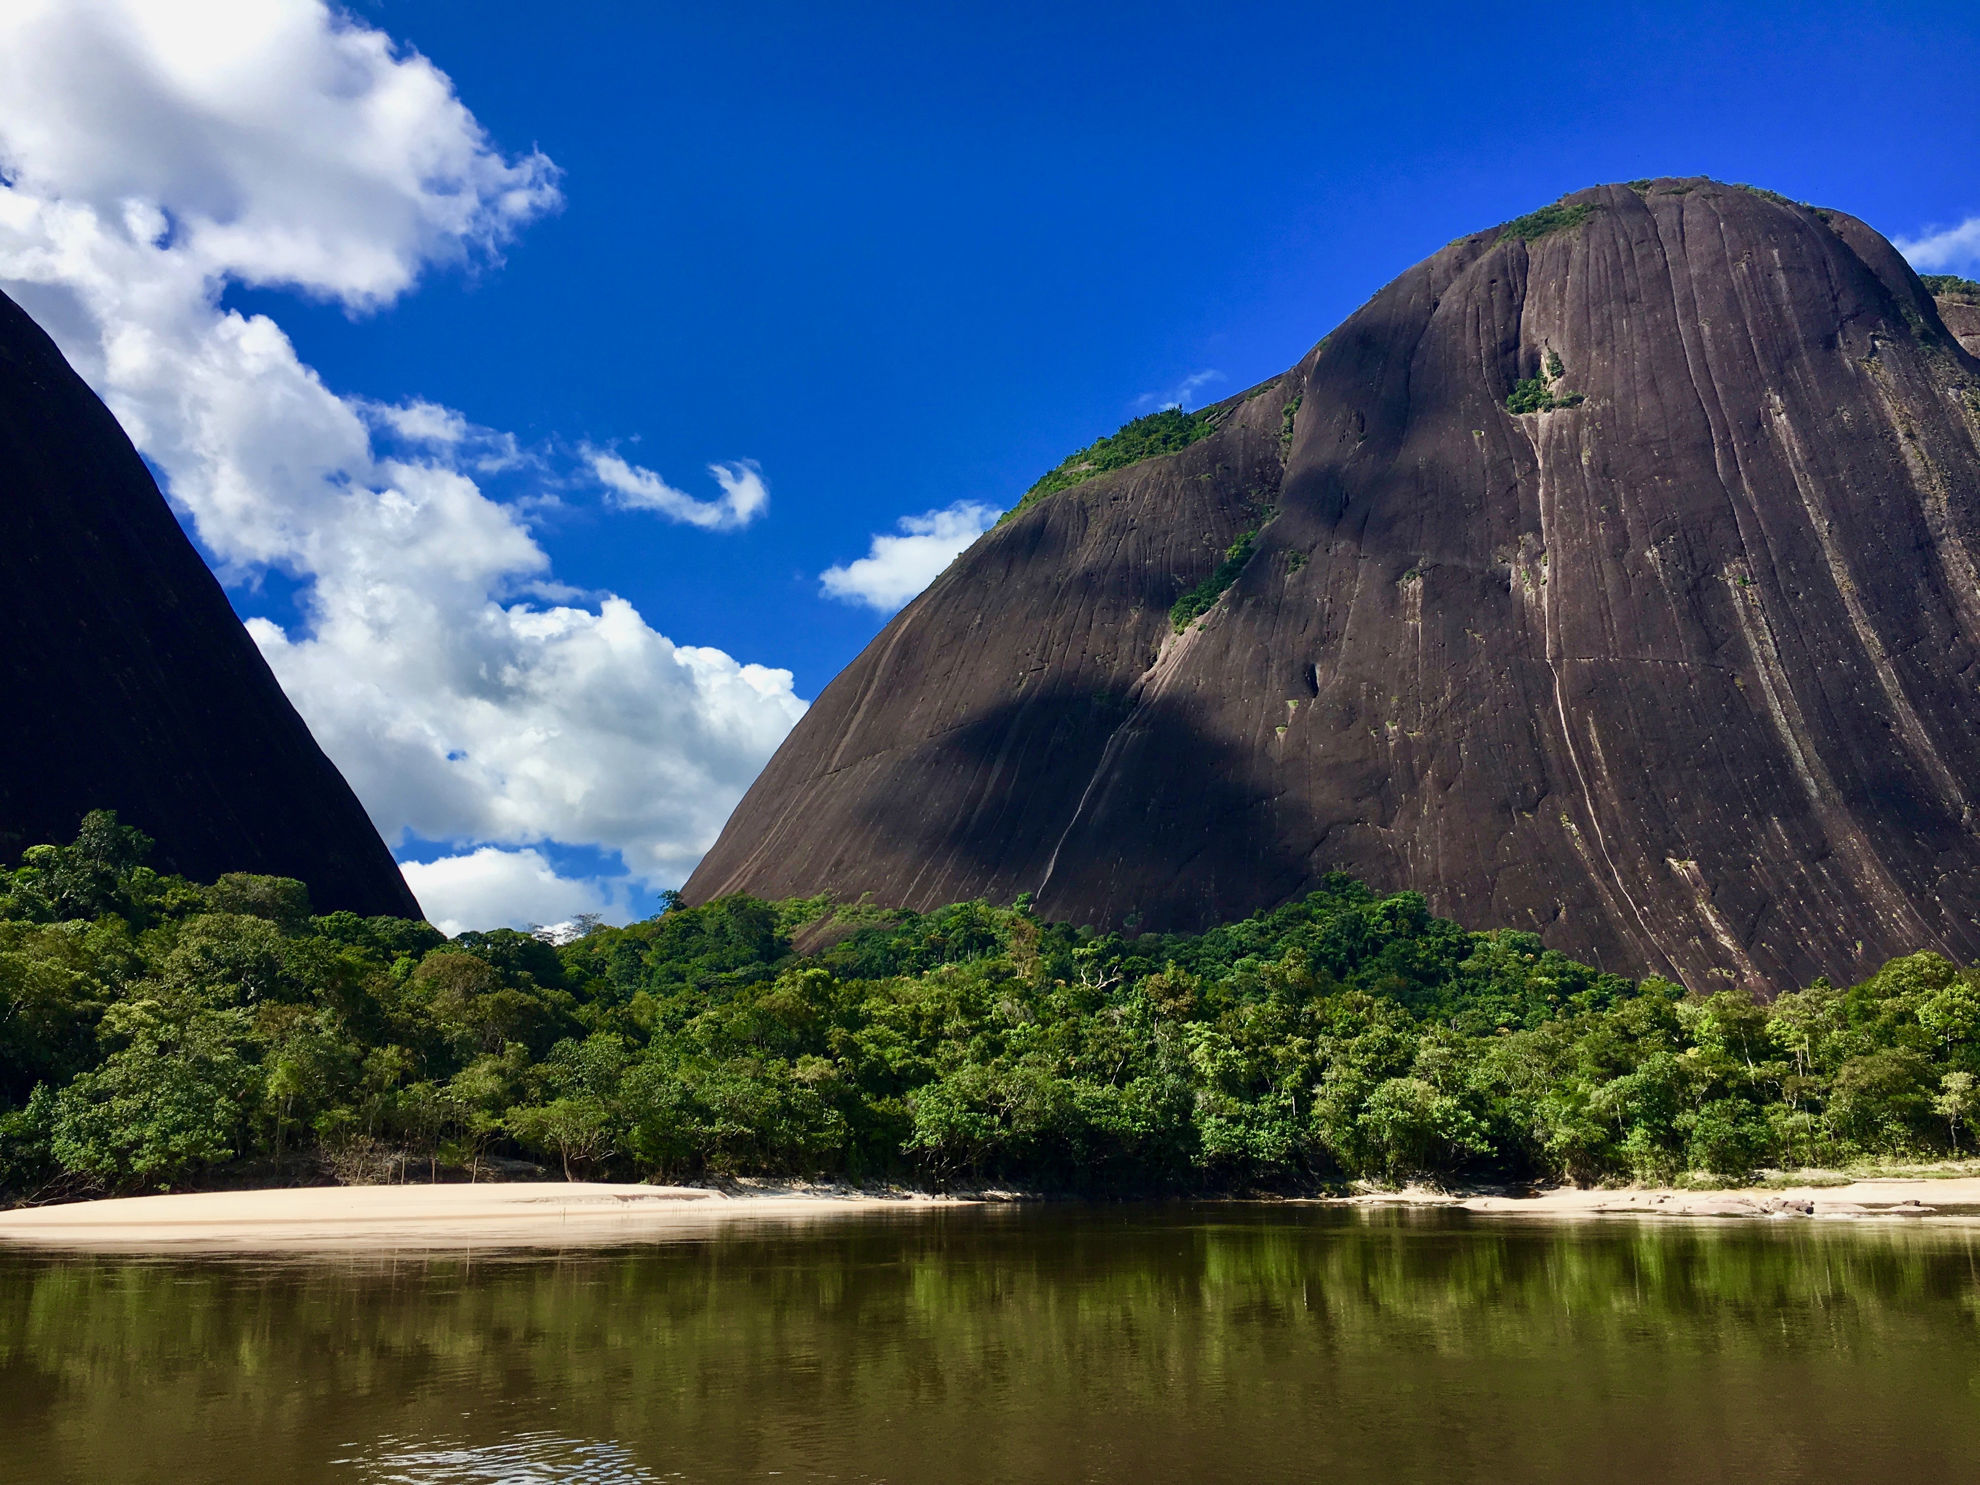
left=340, top=1431, right=656, bottom=1484
left=4, top=1205, right=1980, bottom=1484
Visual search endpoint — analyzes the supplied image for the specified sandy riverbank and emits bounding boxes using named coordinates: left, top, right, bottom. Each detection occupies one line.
left=9, top=1173, right=1980, bottom=1252
left=1346, top=1176, right=1980, bottom=1221
left=0, top=1181, right=964, bottom=1251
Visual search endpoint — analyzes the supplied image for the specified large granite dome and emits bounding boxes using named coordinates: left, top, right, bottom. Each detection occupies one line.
left=688, top=180, right=1980, bottom=991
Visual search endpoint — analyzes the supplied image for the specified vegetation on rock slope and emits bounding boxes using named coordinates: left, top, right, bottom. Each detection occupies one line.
left=6, top=812, right=1980, bottom=1201
left=1498, top=201, right=1597, bottom=243
left=1921, top=274, right=1980, bottom=301
left=1005, top=406, right=1218, bottom=520
left=1170, top=530, right=1258, bottom=631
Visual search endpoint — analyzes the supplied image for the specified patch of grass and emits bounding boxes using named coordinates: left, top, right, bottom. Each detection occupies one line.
left=1170, top=529, right=1258, bottom=632
left=1757, top=1170, right=1854, bottom=1189
left=1923, top=273, right=1980, bottom=303
left=1499, top=202, right=1597, bottom=243
left=1754, top=1158, right=1980, bottom=1187
left=1830, top=1158, right=1980, bottom=1181
left=1279, top=394, right=1302, bottom=454
left=1005, top=407, right=1218, bottom=521
left=1671, top=1170, right=1741, bottom=1192
left=1733, top=183, right=1803, bottom=208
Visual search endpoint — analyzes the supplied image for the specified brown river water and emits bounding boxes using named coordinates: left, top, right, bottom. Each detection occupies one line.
left=3, top=1204, right=1979, bottom=1483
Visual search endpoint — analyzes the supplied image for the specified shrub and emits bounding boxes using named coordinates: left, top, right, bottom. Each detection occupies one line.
left=1506, top=377, right=1553, bottom=414
left=1170, top=530, right=1258, bottom=632
left=1506, top=373, right=1585, bottom=415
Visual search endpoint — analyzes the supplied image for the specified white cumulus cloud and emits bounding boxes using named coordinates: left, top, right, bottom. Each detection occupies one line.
left=587, top=450, right=770, bottom=530
left=399, top=847, right=627, bottom=939
left=820, top=501, right=1001, bottom=613
left=0, top=0, right=561, bottom=310
left=0, top=0, right=806, bottom=930
left=1898, top=216, right=1980, bottom=276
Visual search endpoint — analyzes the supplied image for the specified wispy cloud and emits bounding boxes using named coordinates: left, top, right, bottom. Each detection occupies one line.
left=820, top=501, right=1001, bottom=613
left=587, top=450, right=770, bottom=530
left=1897, top=216, right=1980, bottom=275
left=1133, top=368, right=1225, bottom=412
left=358, top=398, right=526, bottom=473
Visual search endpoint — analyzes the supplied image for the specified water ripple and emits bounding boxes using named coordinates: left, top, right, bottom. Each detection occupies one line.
left=337, top=1431, right=661, bottom=1484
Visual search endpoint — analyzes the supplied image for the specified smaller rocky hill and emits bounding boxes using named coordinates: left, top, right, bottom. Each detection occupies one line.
left=0, top=289, right=420, bottom=918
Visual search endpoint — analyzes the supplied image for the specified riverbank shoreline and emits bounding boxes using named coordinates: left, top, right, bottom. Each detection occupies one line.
left=1341, top=1174, right=1980, bottom=1222
left=0, top=1180, right=985, bottom=1251
left=7, top=1170, right=1980, bottom=1250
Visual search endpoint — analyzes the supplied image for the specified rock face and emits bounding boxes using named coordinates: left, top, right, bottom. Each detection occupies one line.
left=0, top=289, right=421, bottom=917
left=1937, top=296, right=1980, bottom=357
left=686, top=179, right=1980, bottom=992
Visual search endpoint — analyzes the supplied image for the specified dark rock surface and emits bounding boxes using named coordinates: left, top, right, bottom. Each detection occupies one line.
left=1937, top=296, right=1980, bottom=357
left=687, top=180, right=1980, bottom=992
left=0, top=289, right=421, bottom=917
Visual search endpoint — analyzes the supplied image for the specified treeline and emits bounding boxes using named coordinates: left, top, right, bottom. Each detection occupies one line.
left=5, top=812, right=1980, bottom=1200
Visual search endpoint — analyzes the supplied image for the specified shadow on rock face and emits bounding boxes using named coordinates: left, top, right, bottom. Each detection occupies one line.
left=872, top=686, right=1312, bottom=935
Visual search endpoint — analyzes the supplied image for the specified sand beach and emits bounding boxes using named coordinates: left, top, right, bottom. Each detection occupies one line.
left=6, top=1173, right=1980, bottom=1252
left=0, top=1181, right=958, bottom=1251
left=1348, top=1176, right=1980, bottom=1221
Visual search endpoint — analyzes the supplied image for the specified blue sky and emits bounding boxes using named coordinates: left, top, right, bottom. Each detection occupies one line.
left=4, top=0, right=1978, bottom=930
left=301, top=0, right=1980, bottom=690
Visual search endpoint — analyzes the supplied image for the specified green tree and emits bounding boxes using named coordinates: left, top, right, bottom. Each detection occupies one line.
left=1933, top=1070, right=1978, bottom=1156
left=50, top=1003, right=258, bottom=1187
left=1353, top=1076, right=1490, bottom=1180
left=507, top=1096, right=614, bottom=1180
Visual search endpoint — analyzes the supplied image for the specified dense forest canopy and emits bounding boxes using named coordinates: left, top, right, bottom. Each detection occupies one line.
left=4, top=813, right=1980, bottom=1201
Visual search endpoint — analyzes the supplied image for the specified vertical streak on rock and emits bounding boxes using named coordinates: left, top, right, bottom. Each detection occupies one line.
left=1850, top=364, right=1980, bottom=688
left=1765, top=389, right=1970, bottom=822
left=1526, top=398, right=1668, bottom=974
left=1722, top=566, right=1942, bottom=954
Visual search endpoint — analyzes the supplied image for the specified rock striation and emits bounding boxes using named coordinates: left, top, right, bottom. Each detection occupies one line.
left=687, top=179, right=1980, bottom=992
left=0, top=288, right=421, bottom=917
